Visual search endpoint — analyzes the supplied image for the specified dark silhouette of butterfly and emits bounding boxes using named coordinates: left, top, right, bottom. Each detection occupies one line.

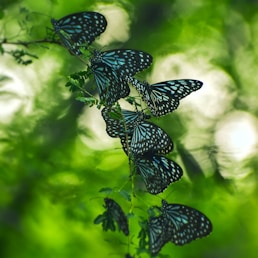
left=148, top=200, right=212, bottom=255
left=94, top=198, right=129, bottom=236
left=51, top=11, right=107, bottom=55
left=127, top=77, right=203, bottom=117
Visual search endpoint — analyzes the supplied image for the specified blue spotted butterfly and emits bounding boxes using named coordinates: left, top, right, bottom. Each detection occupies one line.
left=101, top=107, right=173, bottom=155
left=90, top=49, right=152, bottom=104
left=51, top=11, right=107, bottom=55
left=94, top=198, right=129, bottom=236
left=133, top=154, right=183, bottom=194
left=148, top=200, right=212, bottom=255
left=90, top=63, right=130, bottom=105
left=127, top=77, right=203, bottom=117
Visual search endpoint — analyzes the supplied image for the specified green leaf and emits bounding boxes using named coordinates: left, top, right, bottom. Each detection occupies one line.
left=119, top=190, right=131, bottom=201
left=99, top=187, right=113, bottom=194
left=93, top=214, right=106, bottom=224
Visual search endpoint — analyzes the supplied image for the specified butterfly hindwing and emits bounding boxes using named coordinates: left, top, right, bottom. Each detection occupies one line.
left=51, top=11, right=107, bottom=55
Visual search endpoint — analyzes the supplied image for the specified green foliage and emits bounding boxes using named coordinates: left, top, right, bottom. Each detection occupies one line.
left=1, top=1, right=258, bottom=258
left=9, top=49, right=38, bottom=65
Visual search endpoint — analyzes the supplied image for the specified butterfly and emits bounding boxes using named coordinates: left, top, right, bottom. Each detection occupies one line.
left=90, top=49, right=152, bottom=105
left=133, top=154, right=183, bottom=194
left=104, top=198, right=129, bottom=236
left=51, top=11, right=107, bottom=55
left=161, top=200, right=212, bottom=245
left=94, top=198, right=129, bottom=236
left=101, top=107, right=173, bottom=155
left=90, top=49, right=153, bottom=76
left=90, top=63, right=130, bottom=105
left=148, top=200, right=212, bottom=255
left=127, top=77, right=203, bottom=117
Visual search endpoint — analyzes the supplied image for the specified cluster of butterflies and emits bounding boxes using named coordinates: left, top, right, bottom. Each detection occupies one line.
left=95, top=198, right=212, bottom=256
left=51, top=11, right=212, bottom=256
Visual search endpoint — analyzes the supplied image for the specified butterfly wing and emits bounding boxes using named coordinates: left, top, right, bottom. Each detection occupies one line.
left=150, top=79, right=203, bottom=100
left=120, top=123, right=173, bottom=156
left=130, top=122, right=173, bottom=155
left=51, top=11, right=107, bottom=54
left=91, top=49, right=153, bottom=76
left=148, top=80, right=203, bottom=116
left=161, top=200, right=212, bottom=245
left=128, top=77, right=203, bottom=117
left=102, top=108, right=149, bottom=138
left=91, top=63, right=130, bottom=105
left=148, top=216, right=171, bottom=256
left=134, top=154, right=183, bottom=194
left=101, top=107, right=127, bottom=137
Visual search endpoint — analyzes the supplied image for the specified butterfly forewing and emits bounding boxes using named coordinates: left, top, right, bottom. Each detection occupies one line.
left=151, top=80, right=203, bottom=100
left=51, top=11, right=107, bottom=55
left=90, top=63, right=130, bottom=105
left=91, top=49, right=153, bottom=76
left=134, top=154, right=183, bottom=194
left=104, top=198, right=129, bottom=236
left=161, top=200, right=212, bottom=245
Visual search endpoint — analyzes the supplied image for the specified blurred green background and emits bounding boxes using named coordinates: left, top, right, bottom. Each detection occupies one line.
left=0, top=0, right=258, bottom=257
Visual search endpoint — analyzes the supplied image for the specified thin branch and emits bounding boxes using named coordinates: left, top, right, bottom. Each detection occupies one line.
left=0, top=38, right=59, bottom=47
